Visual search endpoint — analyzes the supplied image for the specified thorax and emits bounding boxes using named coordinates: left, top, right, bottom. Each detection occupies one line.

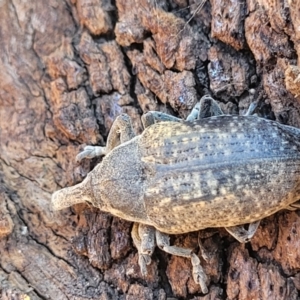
left=92, top=137, right=149, bottom=223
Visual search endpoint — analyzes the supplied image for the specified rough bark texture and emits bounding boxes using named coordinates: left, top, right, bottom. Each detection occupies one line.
left=1, top=0, right=300, bottom=299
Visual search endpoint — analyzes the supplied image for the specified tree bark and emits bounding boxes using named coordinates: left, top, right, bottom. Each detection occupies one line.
left=1, top=0, right=300, bottom=299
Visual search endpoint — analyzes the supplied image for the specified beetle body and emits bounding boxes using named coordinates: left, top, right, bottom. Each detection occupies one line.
left=51, top=103, right=300, bottom=291
left=80, top=115, right=300, bottom=234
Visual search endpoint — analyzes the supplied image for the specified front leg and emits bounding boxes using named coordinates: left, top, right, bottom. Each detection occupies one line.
left=141, top=111, right=181, bottom=128
left=76, top=145, right=106, bottom=162
left=131, top=223, right=156, bottom=276
left=155, top=230, right=208, bottom=294
left=77, top=114, right=135, bottom=161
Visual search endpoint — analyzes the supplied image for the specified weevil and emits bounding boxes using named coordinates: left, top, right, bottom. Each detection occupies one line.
left=52, top=96, right=300, bottom=293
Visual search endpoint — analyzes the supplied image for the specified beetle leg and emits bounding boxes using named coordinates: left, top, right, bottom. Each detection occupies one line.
left=131, top=223, right=150, bottom=276
left=286, top=200, right=300, bottom=210
left=225, top=220, right=260, bottom=243
left=186, top=95, right=224, bottom=121
left=185, top=101, right=201, bottom=121
left=198, top=236, right=209, bottom=262
left=141, top=96, right=224, bottom=128
left=131, top=223, right=156, bottom=276
left=155, top=230, right=208, bottom=293
left=244, top=102, right=258, bottom=116
left=141, top=111, right=181, bottom=129
left=138, top=224, right=156, bottom=257
left=76, top=114, right=135, bottom=162
left=76, top=146, right=106, bottom=162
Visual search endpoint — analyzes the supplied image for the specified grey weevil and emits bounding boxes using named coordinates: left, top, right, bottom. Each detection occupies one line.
left=52, top=96, right=300, bottom=293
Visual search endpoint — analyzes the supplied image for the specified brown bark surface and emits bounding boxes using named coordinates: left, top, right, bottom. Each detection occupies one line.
left=1, top=0, right=300, bottom=299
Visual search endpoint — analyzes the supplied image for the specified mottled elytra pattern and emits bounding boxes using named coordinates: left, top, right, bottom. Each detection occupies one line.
left=140, top=116, right=300, bottom=164
left=139, top=116, right=300, bottom=233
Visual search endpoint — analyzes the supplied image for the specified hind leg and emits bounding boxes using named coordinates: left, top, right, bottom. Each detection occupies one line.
left=225, top=220, right=260, bottom=243
left=285, top=200, right=300, bottom=210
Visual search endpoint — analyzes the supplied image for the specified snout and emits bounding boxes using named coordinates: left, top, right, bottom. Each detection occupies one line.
left=51, top=180, right=92, bottom=211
